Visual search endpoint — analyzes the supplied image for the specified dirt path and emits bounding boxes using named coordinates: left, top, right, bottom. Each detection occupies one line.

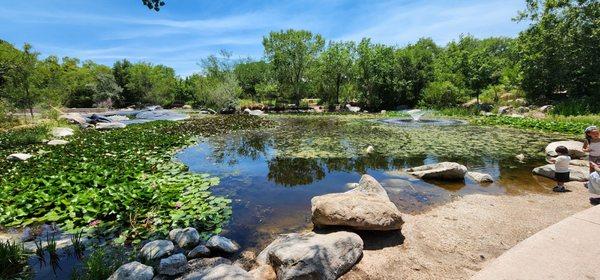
left=342, top=181, right=591, bottom=280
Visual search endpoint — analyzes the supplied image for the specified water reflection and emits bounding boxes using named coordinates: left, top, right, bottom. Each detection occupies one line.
left=176, top=118, right=558, bottom=250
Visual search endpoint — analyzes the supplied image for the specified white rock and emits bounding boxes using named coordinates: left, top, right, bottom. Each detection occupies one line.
left=169, top=227, right=200, bottom=249
left=95, top=122, right=126, bottom=130
left=47, top=140, right=69, bottom=146
left=365, top=145, right=374, bottom=153
left=516, top=154, right=526, bottom=162
left=51, top=127, right=74, bottom=138
left=205, top=235, right=239, bottom=254
left=6, top=153, right=33, bottom=161
left=59, top=113, right=86, bottom=125
left=256, top=231, right=363, bottom=280
left=466, top=172, right=494, bottom=183
left=311, top=174, right=403, bottom=231
left=159, top=253, right=187, bottom=276
left=545, top=141, right=586, bottom=159
left=539, top=105, right=553, bottom=113
left=108, top=261, right=154, bottom=280
left=140, top=240, right=174, bottom=261
left=406, top=162, right=468, bottom=180
left=106, top=115, right=130, bottom=122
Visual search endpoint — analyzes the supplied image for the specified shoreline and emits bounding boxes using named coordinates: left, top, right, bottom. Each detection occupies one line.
left=342, top=181, right=591, bottom=279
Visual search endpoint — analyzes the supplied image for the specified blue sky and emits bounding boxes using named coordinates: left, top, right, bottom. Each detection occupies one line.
left=1, top=0, right=528, bottom=76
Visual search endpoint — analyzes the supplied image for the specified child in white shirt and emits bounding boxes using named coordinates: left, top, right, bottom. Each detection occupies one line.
left=588, top=162, right=600, bottom=205
left=549, top=145, right=571, bottom=192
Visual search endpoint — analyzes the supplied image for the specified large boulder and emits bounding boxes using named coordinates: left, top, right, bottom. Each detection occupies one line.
left=184, top=264, right=253, bottom=280
left=249, top=265, right=277, bottom=280
left=311, top=174, right=403, bottom=230
left=169, top=227, right=200, bottom=249
left=205, top=235, right=239, bottom=254
left=108, top=261, right=154, bottom=280
left=545, top=141, right=586, bottom=159
left=257, top=231, right=363, bottom=280
left=532, top=164, right=589, bottom=182
left=159, top=253, right=187, bottom=276
left=140, top=240, right=174, bottom=261
left=51, top=127, right=74, bottom=138
left=466, top=171, right=494, bottom=183
left=406, top=162, right=468, bottom=180
left=6, top=153, right=33, bottom=161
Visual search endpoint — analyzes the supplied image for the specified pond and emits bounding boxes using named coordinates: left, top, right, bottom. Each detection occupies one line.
left=176, top=115, right=565, bottom=251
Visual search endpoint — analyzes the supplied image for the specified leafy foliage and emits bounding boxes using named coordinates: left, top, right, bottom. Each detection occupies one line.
left=471, top=115, right=600, bottom=135
left=0, top=117, right=282, bottom=243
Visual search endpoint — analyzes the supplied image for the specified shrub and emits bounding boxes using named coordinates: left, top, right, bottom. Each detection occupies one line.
left=418, top=81, right=467, bottom=109
left=551, top=97, right=599, bottom=116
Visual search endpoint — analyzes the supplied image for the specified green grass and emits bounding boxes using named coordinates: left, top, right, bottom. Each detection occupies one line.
left=0, top=116, right=271, bottom=244
left=470, top=115, right=600, bottom=135
left=71, top=245, right=133, bottom=280
left=0, top=240, right=29, bottom=280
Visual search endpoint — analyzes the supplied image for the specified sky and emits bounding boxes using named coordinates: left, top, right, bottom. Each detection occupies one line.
left=1, top=0, right=529, bottom=76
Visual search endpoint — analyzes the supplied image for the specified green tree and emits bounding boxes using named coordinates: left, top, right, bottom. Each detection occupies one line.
left=2, top=44, right=40, bottom=117
left=263, top=29, right=325, bottom=105
left=314, top=41, right=355, bottom=110
left=516, top=0, right=600, bottom=103
left=125, top=63, right=177, bottom=106
left=233, top=60, right=271, bottom=101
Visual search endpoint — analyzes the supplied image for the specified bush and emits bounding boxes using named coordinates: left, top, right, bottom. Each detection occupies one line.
left=418, top=81, right=467, bottom=109
left=0, top=125, right=49, bottom=148
left=71, top=245, right=132, bottom=280
left=551, top=97, right=599, bottom=116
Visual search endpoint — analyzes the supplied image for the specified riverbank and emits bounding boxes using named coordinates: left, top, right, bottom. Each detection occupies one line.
left=342, top=181, right=590, bottom=279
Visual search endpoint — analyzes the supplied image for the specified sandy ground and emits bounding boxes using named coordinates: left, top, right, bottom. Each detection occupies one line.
left=342, top=181, right=591, bottom=280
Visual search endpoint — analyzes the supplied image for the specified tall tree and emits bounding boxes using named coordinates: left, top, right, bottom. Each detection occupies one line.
left=315, top=41, right=355, bottom=110
left=263, top=29, right=325, bottom=105
left=2, top=44, right=39, bottom=117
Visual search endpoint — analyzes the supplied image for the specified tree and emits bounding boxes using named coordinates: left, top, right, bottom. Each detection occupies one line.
left=516, top=0, right=600, bottom=103
left=233, top=60, right=271, bottom=101
left=2, top=44, right=40, bottom=117
left=263, top=29, right=325, bottom=105
left=142, top=0, right=165, bottom=11
left=125, top=63, right=177, bottom=106
left=314, top=41, right=355, bottom=110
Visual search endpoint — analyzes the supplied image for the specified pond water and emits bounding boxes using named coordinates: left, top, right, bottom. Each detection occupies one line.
left=176, top=116, right=565, bottom=251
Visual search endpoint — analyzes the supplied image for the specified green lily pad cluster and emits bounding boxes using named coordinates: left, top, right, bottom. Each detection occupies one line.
left=0, top=116, right=270, bottom=243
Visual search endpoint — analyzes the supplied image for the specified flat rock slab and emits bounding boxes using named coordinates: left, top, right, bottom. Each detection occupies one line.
left=95, top=122, right=126, bottom=130
left=257, top=231, right=363, bottom=280
left=532, top=164, right=589, bottom=182
left=406, top=162, right=467, bottom=180
left=51, top=127, right=74, bottom=138
left=47, top=139, right=69, bottom=146
left=6, top=153, right=33, bottom=161
left=472, top=206, right=600, bottom=280
left=545, top=140, right=586, bottom=159
left=466, top=171, right=494, bottom=183
left=311, top=174, right=404, bottom=230
left=182, top=264, right=253, bottom=280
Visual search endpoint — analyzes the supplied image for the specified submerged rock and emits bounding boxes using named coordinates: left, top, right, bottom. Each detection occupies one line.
left=545, top=141, right=586, bottom=159
left=169, top=227, right=200, bottom=249
left=51, top=127, right=74, bottom=138
left=159, top=253, right=187, bottom=276
left=257, top=231, right=363, bottom=280
left=205, top=235, right=239, bottom=254
left=311, top=174, right=403, bottom=230
left=108, top=261, right=154, bottom=280
left=6, top=153, right=33, bottom=161
left=140, top=240, right=174, bottom=261
left=466, top=172, right=494, bottom=183
left=406, top=162, right=468, bottom=180
left=532, top=164, right=589, bottom=182
left=233, top=250, right=257, bottom=271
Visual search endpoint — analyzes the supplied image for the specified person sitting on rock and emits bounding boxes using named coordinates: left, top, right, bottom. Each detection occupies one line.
left=583, top=126, right=600, bottom=174
left=548, top=145, right=571, bottom=192
left=588, top=162, right=600, bottom=205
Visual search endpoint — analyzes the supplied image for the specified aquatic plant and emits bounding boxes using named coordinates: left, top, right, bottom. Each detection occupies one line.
left=0, top=117, right=268, bottom=243
left=0, top=240, right=29, bottom=280
left=471, top=115, right=599, bottom=135
left=71, top=245, right=132, bottom=280
left=71, top=230, right=85, bottom=258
